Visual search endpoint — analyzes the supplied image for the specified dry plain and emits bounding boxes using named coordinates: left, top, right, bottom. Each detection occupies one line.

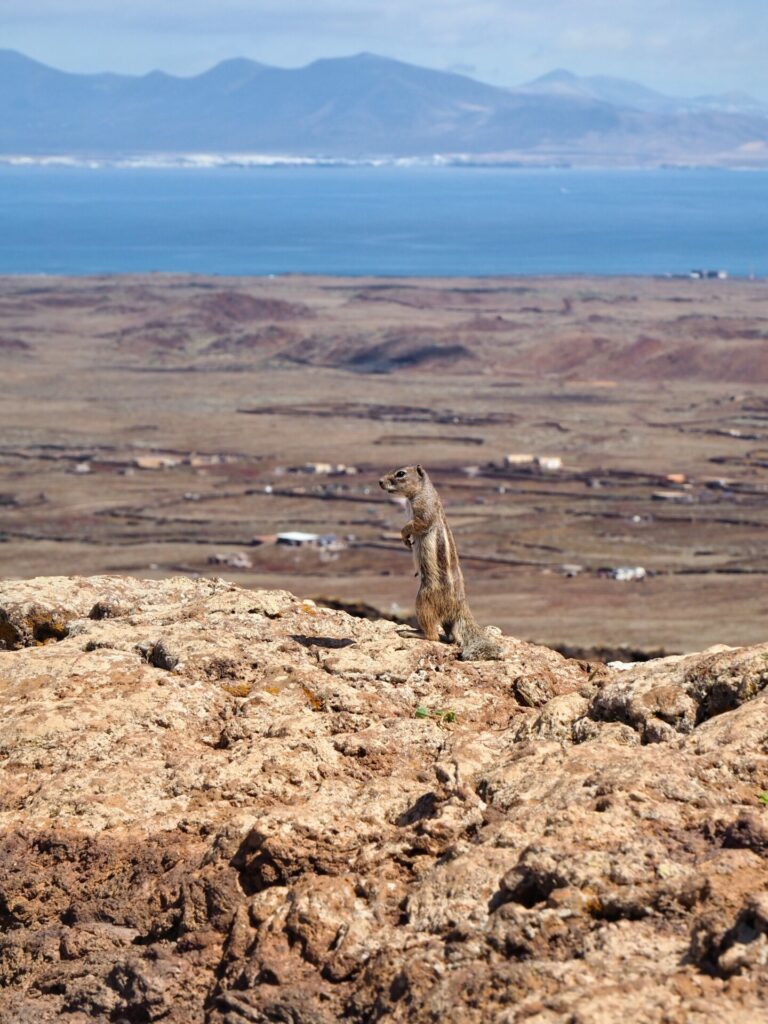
left=2, top=273, right=768, bottom=657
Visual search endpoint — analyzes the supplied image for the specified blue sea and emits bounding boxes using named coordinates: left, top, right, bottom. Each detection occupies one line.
left=1, top=165, right=766, bottom=276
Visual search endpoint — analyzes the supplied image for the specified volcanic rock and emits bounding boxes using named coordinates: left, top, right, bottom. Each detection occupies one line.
left=0, top=575, right=766, bottom=1022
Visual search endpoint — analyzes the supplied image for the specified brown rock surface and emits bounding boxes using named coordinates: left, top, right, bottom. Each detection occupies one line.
left=0, top=575, right=767, bottom=1023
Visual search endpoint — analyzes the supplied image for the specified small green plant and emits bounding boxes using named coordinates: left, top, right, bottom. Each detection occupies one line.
left=757, top=791, right=768, bottom=806
left=414, top=705, right=457, bottom=723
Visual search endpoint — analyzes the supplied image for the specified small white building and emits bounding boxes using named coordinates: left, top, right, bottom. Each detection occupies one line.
left=300, top=463, right=358, bottom=476
left=535, top=456, right=563, bottom=472
left=502, top=453, right=562, bottom=472
left=277, top=531, right=320, bottom=547
left=276, top=531, right=345, bottom=550
left=611, top=566, right=647, bottom=582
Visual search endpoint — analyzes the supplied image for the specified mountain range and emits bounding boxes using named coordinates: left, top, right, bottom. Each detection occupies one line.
left=2, top=49, right=768, bottom=166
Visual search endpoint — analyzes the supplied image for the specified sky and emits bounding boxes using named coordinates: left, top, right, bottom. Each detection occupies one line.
left=2, top=0, right=767, bottom=100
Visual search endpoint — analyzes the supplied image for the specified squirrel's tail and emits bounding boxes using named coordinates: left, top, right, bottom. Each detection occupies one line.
left=452, top=606, right=503, bottom=661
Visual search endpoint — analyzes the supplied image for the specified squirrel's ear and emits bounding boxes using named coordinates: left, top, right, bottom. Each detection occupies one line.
left=416, top=464, right=424, bottom=478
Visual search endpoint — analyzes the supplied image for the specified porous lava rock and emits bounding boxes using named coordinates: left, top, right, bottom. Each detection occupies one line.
left=0, top=576, right=767, bottom=1023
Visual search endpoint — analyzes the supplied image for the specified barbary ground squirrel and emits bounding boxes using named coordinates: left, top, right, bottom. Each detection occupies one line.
left=379, top=464, right=502, bottom=661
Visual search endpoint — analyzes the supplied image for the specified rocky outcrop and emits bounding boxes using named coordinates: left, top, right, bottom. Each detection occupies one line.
left=1, top=575, right=767, bottom=1023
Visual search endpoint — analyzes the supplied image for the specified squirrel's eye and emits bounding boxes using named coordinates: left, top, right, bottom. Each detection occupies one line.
left=395, top=471, right=405, bottom=478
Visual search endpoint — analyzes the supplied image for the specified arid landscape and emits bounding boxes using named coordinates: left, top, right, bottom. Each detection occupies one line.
left=2, top=273, right=768, bottom=656
left=2, top=280, right=768, bottom=1022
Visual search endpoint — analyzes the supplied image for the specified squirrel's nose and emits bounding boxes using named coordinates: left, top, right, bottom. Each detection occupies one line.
left=378, top=478, right=385, bottom=488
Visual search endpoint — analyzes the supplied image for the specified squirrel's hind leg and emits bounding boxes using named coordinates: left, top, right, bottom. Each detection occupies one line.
left=416, top=589, right=441, bottom=642
left=447, top=611, right=466, bottom=647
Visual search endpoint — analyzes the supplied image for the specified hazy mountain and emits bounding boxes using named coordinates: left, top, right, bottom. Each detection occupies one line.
left=522, top=68, right=768, bottom=116
left=1, top=49, right=767, bottom=164
left=520, top=69, right=675, bottom=113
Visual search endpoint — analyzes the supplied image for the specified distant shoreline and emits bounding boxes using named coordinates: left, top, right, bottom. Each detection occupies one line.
left=2, top=154, right=768, bottom=171
left=0, top=272, right=758, bottom=283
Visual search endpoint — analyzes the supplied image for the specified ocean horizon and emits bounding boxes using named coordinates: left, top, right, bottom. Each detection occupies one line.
left=1, top=164, right=766, bottom=277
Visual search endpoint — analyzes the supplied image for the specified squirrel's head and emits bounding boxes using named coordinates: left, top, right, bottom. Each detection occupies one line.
left=379, top=464, right=427, bottom=499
